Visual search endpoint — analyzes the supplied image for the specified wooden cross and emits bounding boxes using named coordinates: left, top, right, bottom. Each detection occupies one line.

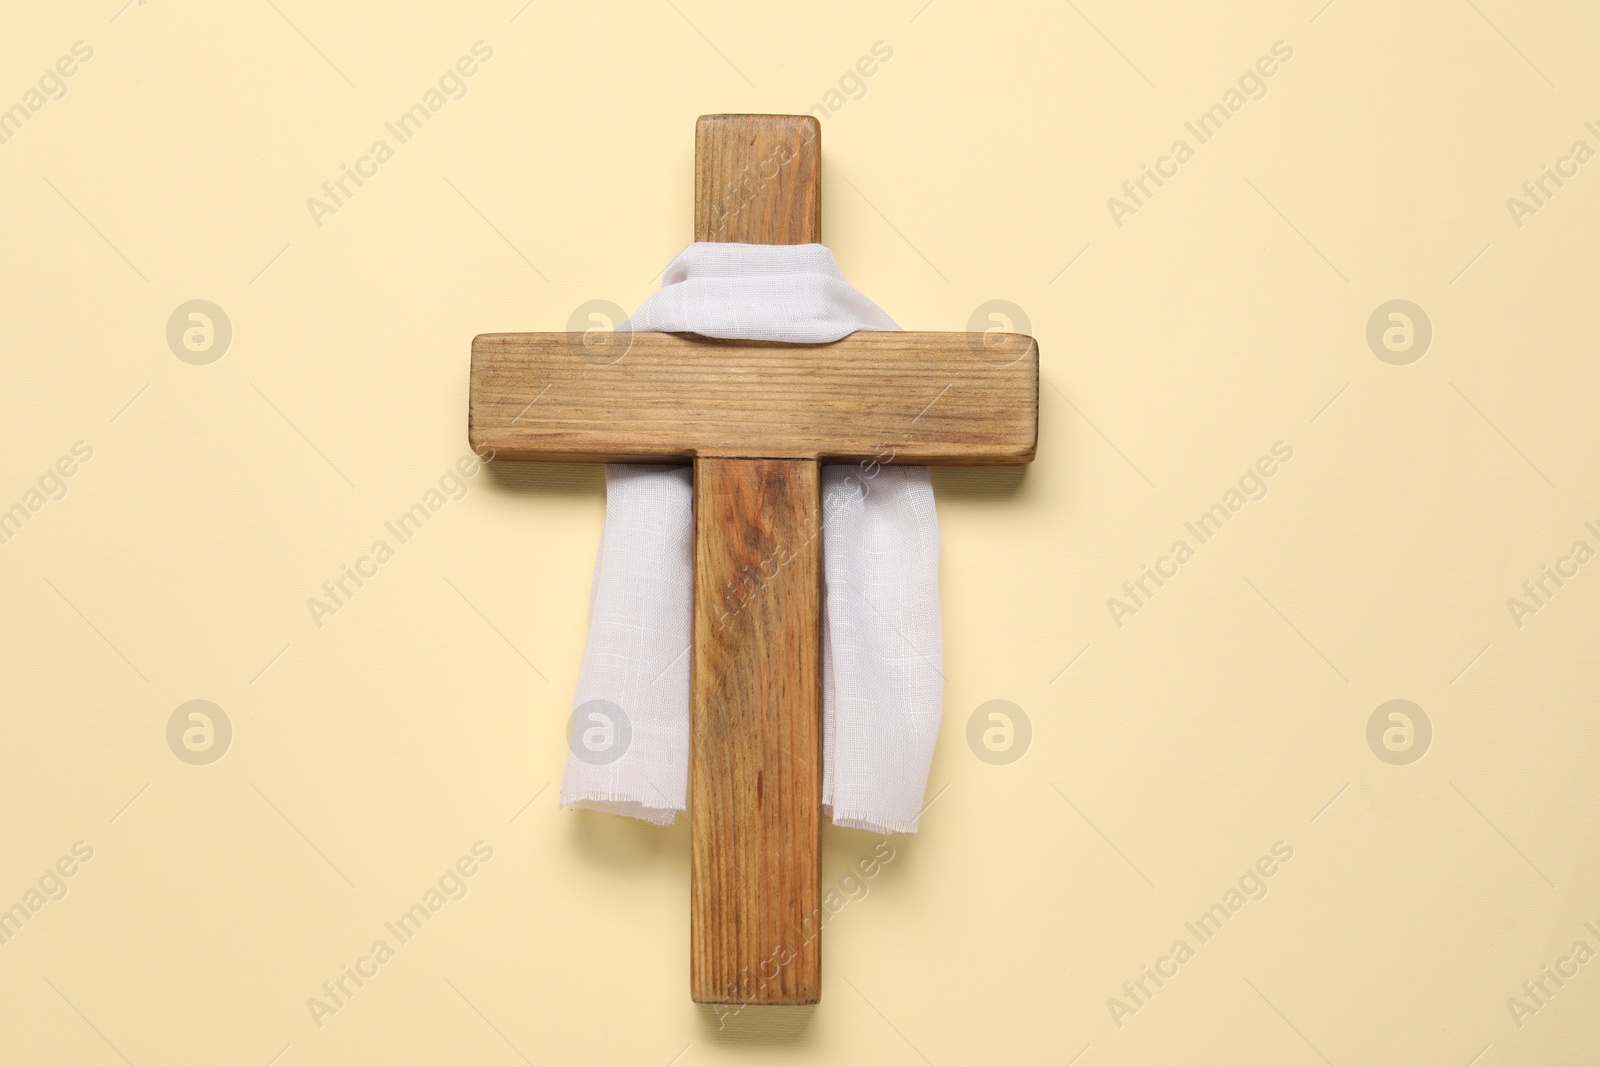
left=468, top=114, right=1038, bottom=1004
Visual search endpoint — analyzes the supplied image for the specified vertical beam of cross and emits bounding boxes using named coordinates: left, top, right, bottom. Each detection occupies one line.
left=689, top=114, right=824, bottom=1005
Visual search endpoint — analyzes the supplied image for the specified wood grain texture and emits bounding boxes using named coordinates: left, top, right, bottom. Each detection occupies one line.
left=695, top=114, right=821, bottom=244
left=468, top=330, right=1039, bottom=465
left=691, top=115, right=823, bottom=1007
left=690, top=458, right=822, bottom=1004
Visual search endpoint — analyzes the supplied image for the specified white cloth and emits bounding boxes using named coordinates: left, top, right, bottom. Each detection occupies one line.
left=559, top=242, right=944, bottom=834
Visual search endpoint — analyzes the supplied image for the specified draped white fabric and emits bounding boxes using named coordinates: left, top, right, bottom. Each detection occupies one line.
left=558, top=242, right=944, bottom=834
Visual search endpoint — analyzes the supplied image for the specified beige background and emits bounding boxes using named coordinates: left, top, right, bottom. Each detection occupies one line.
left=2, top=0, right=1597, bottom=1063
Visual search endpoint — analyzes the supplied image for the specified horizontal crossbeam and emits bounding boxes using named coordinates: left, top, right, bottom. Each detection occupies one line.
left=469, top=330, right=1038, bottom=464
